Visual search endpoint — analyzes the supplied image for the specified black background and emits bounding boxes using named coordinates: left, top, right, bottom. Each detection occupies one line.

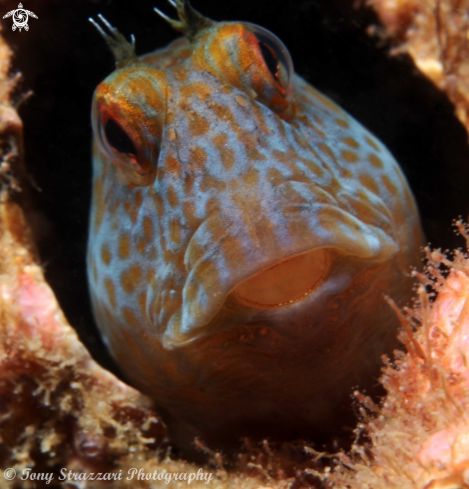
left=3, top=0, right=469, bottom=374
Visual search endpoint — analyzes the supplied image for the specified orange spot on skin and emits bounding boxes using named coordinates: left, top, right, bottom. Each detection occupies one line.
left=245, top=145, right=266, bottom=161
left=92, top=259, right=98, bottom=283
left=365, top=135, right=381, bottom=152
left=310, top=124, right=326, bottom=139
left=121, top=264, right=143, bottom=294
left=188, top=146, right=207, bottom=172
left=180, top=82, right=211, bottom=103
left=146, top=268, right=155, bottom=284
left=252, top=104, right=271, bottom=137
left=368, top=153, right=384, bottom=169
left=382, top=175, right=398, bottom=196
left=341, top=168, right=353, bottom=179
left=122, top=307, right=139, bottom=328
left=213, top=134, right=235, bottom=170
left=295, top=115, right=326, bottom=138
left=149, top=246, right=157, bottom=260
left=150, top=188, right=164, bottom=216
left=306, top=85, right=343, bottom=114
left=165, top=155, right=183, bottom=177
left=273, top=149, right=288, bottom=166
left=359, top=174, right=380, bottom=195
left=313, top=115, right=323, bottom=126
left=341, top=150, right=360, bottom=163
left=318, top=142, right=339, bottom=167
left=101, top=244, right=111, bottom=265
left=221, top=147, right=235, bottom=170
left=167, top=186, right=179, bottom=207
left=136, top=238, right=146, bottom=255
left=343, top=137, right=360, bottom=149
left=204, top=197, right=220, bottom=217
left=245, top=166, right=259, bottom=187
left=170, top=219, right=182, bottom=244
left=200, top=174, right=226, bottom=194
left=109, top=197, right=120, bottom=217
left=182, top=200, right=198, bottom=230
left=138, top=292, right=147, bottom=317
left=336, top=118, right=350, bottom=128
left=208, top=101, right=236, bottom=126
left=143, top=216, right=153, bottom=240
left=188, top=111, right=210, bottom=137
left=124, top=199, right=138, bottom=224
left=135, top=189, right=143, bottom=207
left=105, top=278, right=117, bottom=308
left=174, top=67, right=188, bottom=82
left=119, top=234, right=131, bottom=260
left=293, top=130, right=312, bottom=150
left=267, top=167, right=285, bottom=184
left=213, top=133, right=227, bottom=148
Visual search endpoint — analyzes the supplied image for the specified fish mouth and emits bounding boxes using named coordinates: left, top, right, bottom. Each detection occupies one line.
left=234, top=248, right=330, bottom=309
left=162, top=203, right=399, bottom=348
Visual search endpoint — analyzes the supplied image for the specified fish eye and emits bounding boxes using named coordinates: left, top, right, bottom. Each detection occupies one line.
left=94, top=107, right=143, bottom=173
left=258, top=42, right=279, bottom=81
left=244, top=22, right=294, bottom=99
left=104, top=118, right=137, bottom=157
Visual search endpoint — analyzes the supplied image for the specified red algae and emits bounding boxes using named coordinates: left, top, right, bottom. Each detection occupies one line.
left=328, top=222, right=469, bottom=489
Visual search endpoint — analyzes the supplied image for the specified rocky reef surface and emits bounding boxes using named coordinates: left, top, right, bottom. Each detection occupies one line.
left=369, top=0, right=469, bottom=133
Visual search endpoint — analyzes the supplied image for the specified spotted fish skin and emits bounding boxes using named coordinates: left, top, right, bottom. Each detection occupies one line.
left=87, top=10, right=424, bottom=451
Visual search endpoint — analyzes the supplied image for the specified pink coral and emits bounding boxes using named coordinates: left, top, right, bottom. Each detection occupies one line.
left=329, top=223, right=469, bottom=488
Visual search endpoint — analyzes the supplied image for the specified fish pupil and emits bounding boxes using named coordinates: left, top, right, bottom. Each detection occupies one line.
left=259, top=41, right=279, bottom=82
left=104, top=118, right=137, bottom=156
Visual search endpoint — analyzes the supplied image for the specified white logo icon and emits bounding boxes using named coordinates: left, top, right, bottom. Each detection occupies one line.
left=3, top=3, right=37, bottom=32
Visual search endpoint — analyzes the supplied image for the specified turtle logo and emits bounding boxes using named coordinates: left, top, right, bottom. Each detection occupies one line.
left=3, top=3, right=38, bottom=32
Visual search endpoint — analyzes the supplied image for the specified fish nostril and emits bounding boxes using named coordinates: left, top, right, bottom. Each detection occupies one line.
left=234, top=248, right=330, bottom=309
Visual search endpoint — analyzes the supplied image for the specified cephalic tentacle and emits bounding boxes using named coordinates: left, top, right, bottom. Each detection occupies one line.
left=89, top=14, right=137, bottom=69
left=153, top=0, right=214, bottom=40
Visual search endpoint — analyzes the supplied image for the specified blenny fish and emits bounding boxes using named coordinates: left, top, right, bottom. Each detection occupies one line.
left=87, top=0, right=424, bottom=452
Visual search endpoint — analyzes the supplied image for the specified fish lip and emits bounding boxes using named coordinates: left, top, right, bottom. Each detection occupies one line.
left=161, top=246, right=333, bottom=349
left=161, top=200, right=399, bottom=349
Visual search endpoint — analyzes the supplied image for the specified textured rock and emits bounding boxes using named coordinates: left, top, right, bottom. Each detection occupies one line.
left=369, top=0, right=469, bottom=133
